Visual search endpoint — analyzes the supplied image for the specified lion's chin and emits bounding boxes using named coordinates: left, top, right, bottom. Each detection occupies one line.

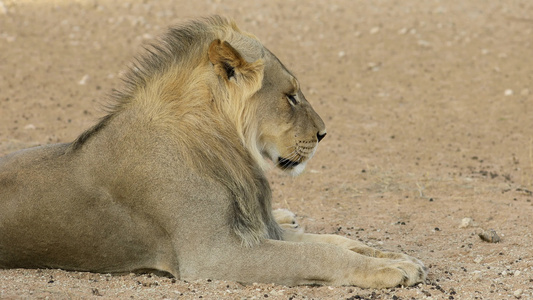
left=259, top=149, right=307, bottom=176
left=277, top=157, right=300, bottom=169
left=276, top=157, right=307, bottom=176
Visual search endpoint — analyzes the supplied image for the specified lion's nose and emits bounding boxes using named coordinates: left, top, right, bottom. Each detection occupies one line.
left=317, top=132, right=327, bottom=143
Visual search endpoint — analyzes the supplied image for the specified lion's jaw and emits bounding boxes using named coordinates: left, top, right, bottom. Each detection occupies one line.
left=258, top=139, right=318, bottom=177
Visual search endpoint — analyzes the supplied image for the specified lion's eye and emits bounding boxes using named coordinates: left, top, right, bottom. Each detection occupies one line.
left=286, top=94, right=298, bottom=106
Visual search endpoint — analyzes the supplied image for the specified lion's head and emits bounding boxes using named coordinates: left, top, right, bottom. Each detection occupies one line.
left=100, top=16, right=325, bottom=179
left=252, top=52, right=327, bottom=176
left=206, top=21, right=326, bottom=176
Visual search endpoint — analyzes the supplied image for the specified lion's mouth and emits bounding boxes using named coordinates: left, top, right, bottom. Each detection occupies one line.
left=277, top=157, right=300, bottom=169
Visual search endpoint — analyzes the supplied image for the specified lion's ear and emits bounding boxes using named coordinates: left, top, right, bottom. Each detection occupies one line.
left=208, top=39, right=255, bottom=81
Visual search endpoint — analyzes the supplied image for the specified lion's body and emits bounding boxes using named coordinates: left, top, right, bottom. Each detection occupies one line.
left=0, top=17, right=426, bottom=288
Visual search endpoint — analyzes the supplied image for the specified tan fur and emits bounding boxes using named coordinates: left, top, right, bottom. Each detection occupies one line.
left=0, top=16, right=426, bottom=288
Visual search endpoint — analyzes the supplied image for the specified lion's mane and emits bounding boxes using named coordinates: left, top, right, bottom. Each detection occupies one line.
left=71, top=16, right=282, bottom=246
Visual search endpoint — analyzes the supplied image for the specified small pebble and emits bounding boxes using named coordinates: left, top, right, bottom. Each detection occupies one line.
left=504, top=89, right=513, bottom=96
left=514, top=289, right=523, bottom=298
left=479, top=229, right=500, bottom=243
left=367, top=62, right=380, bottom=71
left=398, top=27, right=408, bottom=35
left=370, top=27, right=380, bottom=34
left=78, top=74, right=90, bottom=85
left=472, top=271, right=482, bottom=281
left=459, top=217, right=474, bottom=228
left=417, top=40, right=431, bottom=47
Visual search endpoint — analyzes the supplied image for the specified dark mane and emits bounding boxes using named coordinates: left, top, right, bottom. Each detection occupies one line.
left=70, top=16, right=232, bottom=151
left=112, top=16, right=233, bottom=110
left=69, top=114, right=113, bottom=151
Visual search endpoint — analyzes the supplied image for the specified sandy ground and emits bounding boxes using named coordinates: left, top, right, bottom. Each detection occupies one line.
left=1, top=0, right=533, bottom=299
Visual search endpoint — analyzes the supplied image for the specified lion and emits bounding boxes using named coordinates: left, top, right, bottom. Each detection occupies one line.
left=0, top=16, right=426, bottom=288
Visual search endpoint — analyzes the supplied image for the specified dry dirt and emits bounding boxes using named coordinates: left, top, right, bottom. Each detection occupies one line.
left=1, top=0, right=533, bottom=299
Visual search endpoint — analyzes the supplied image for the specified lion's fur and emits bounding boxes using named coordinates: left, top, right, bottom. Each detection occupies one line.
left=0, top=16, right=427, bottom=288
left=71, top=16, right=282, bottom=246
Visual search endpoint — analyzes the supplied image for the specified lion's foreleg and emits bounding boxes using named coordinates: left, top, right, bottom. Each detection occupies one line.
left=180, top=238, right=425, bottom=288
left=273, top=209, right=426, bottom=270
left=283, top=231, right=424, bottom=266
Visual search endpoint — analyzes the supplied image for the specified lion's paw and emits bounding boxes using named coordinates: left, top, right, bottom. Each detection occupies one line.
left=272, top=209, right=302, bottom=232
left=378, top=251, right=427, bottom=273
left=368, top=260, right=427, bottom=288
left=272, top=209, right=297, bottom=225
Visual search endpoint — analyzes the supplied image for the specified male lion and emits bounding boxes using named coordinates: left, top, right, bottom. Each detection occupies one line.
left=0, top=16, right=426, bottom=288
